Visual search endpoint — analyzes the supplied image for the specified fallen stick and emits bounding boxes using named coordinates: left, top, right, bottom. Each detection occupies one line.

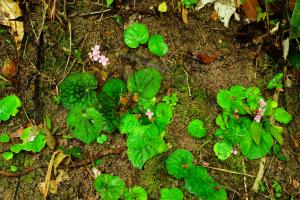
left=0, top=146, right=126, bottom=177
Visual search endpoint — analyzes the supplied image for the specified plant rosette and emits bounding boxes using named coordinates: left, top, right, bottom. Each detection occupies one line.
left=214, top=84, right=292, bottom=160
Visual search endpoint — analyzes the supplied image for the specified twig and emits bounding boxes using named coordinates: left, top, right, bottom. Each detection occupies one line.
left=182, top=68, right=191, bottom=97
left=0, top=147, right=125, bottom=177
left=200, top=164, right=256, bottom=178
left=242, top=158, right=249, bottom=200
left=79, top=9, right=111, bottom=17
left=252, top=157, right=266, bottom=192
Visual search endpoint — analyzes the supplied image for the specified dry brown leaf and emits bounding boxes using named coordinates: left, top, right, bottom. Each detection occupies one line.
left=41, top=151, right=59, bottom=200
left=182, top=7, right=188, bottom=24
left=2, top=58, right=17, bottom=78
left=48, top=170, right=70, bottom=194
left=196, top=52, right=218, bottom=64
left=210, top=11, right=219, bottom=21
left=0, top=0, right=24, bottom=52
left=242, top=0, right=260, bottom=22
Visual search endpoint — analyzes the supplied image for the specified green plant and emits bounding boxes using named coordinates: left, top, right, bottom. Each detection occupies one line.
left=187, top=119, right=207, bottom=139
left=160, top=188, right=183, bottom=200
left=181, top=0, right=197, bottom=8
left=106, top=0, right=114, bottom=6
left=93, top=174, right=148, bottom=200
left=0, top=133, right=10, bottom=143
left=123, top=23, right=168, bottom=57
left=127, top=124, right=168, bottom=169
left=2, top=151, right=13, bottom=160
left=166, top=149, right=193, bottom=179
left=272, top=180, right=282, bottom=199
left=59, top=72, right=98, bottom=109
left=127, top=68, right=162, bottom=99
left=58, top=68, right=174, bottom=169
left=66, top=107, right=105, bottom=144
left=97, top=134, right=108, bottom=144
left=214, top=83, right=292, bottom=160
left=124, top=186, right=148, bottom=200
left=123, top=23, right=149, bottom=48
left=0, top=95, right=21, bottom=122
left=2, top=127, right=47, bottom=161
left=148, top=34, right=168, bottom=57
left=162, top=93, right=178, bottom=106
left=166, top=149, right=227, bottom=199
left=93, top=174, right=126, bottom=200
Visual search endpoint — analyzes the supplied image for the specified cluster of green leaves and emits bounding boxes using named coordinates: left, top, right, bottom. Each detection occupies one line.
left=214, top=77, right=292, bottom=160
left=123, top=23, right=168, bottom=57
left=1, top=127, right=46, bottom=161
left=181, top=0, right=197, bottom=8
left=121, top=68, right=174, bottom=169
left=59, top=68, right=175, bottom=169
left=0, top=95, right=21, bottom=122
left=166, top=149, right=227, bottom=200
left=93, top=174, right=148, bottom=200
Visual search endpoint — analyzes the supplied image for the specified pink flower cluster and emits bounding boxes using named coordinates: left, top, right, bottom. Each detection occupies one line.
left=88, top=45, right=109, bottom=66
left=254, top=98, right=266, bottom=123
left=145, top=108, right=154, bottom=119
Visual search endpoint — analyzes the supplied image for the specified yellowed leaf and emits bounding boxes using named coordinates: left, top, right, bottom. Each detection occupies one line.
left=44, top=126, right=56, bottom=150
left=182, top=7, right=188, bottom=24
left=53, top=151, right=71, bottom=176
left=0, top=0, right=24, bottom=52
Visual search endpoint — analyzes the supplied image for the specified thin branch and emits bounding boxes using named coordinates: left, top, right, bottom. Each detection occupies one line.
left=0, top=147, right=125, bottom=177
left=200, top=164, right=256, bottom=178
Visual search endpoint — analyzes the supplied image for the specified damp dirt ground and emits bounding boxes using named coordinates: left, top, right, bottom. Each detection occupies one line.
left=0, top=1, right=300, bottom=200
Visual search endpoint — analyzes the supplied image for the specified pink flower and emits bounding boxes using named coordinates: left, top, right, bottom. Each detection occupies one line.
left=92, top=45, right=100, bottom=51
left=89, top=45, right=109, bottom=66
left=98, top=55, right=109, bottom=66
left=259, top=98, right=266, bottom=108
left=232, top=149, right=238, bottom=155
left=145, top=109, right=154, bottom=119
left=254, top=114, right=262, bottom=122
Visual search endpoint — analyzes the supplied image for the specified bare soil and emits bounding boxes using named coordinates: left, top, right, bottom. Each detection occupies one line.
left=1, top=1, right=300, bottom=200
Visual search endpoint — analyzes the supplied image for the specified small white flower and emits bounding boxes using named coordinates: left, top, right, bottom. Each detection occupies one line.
left=92, top=167, right=101, bottom=177
left=145, top=109, right=154, bottom=119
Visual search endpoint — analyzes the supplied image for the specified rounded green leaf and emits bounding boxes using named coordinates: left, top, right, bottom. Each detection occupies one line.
left=274, top=107, right=292, bottom=124
left=187, top=119, right=207, bottom=139
left=97, top=134, right=108, bottom=144
left=267, top=73, right=283, bottom=89
left=182, top=0, right=198, bottom=8
left=93, top=174, right=126, bottom=200
left=160, top=188, right=183, bottom=200
left=184, top=166, right=227, bottom=200
left=124, top=23, right=149, bottom=48
left=0, top=133, right=10, bottom=143
left=0, top=95, right=21, bottom=121
left=59, top=72, right=98, bottom=109
left=213, top=141, right=232, bottom=160
left=217, top=90, right=231, bottom=108
left=148, top=34, right=168, bottom=57
left=67, top=107, right=105, bottom=144
left=22, top=132, right=46, bottom=153
left=155, top=103, right=173, bottom=127
left=10, top=143, right=23, bottom=153
left=127, top=124, right=168, bottom=169
left=166, top=149, right=193, bottom=179
left=2, top=151, right=13, bottom=160
left=124, top=186, right=148, bottom=200
left=240, top=130, right=273, bottom=160
left=10, top=165, right=18, bottom=172
left=127, top=68, right=162, bottom=99
left=119, top=113, right=140, bottom=134
left=102, top=78, right=127, bottom=100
